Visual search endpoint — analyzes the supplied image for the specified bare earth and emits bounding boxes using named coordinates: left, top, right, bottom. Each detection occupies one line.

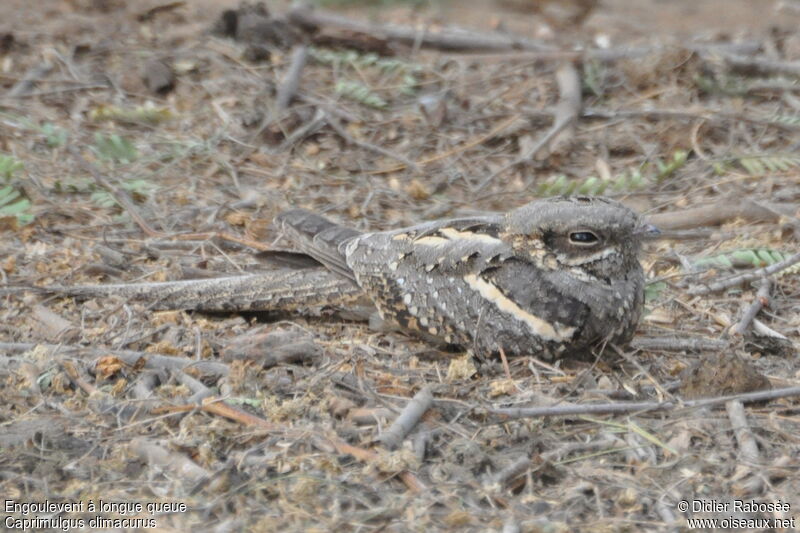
left=1, top=0, right=799, bottom=531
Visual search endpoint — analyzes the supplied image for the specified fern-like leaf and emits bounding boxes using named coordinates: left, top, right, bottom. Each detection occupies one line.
left=334, top=80, right=387, bottom=109
left=728, top=154, right=800, bottom=176
left=693, top=249, right=800, bottom=276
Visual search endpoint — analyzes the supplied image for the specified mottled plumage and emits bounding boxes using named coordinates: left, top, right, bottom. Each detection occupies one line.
left=276, top=196, right=654, bottom=360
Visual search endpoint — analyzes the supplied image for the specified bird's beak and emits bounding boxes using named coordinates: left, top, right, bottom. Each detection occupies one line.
left=636, top=223, right=661, bottom=238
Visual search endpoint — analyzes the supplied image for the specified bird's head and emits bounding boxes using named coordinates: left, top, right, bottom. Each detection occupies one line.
left=502, top=196, right=656, bottom=281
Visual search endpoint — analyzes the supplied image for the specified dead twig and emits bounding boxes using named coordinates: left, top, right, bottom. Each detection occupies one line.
left=153, top=393, right=427, bottom=493
left=250, top=44, right=309, bottom=144
left=582, top=107, right=800, bottom=132
left=275, top=44, right=308, bottom=113
left=327, top=115, right=419, bottom=173
left=476, top=62, right=582, bottom=189
left=725, top=400, right=761, bottom=464
left=328, top=435, right=427, bottom=493
left=68, top=146, right=164, bottom=238
left=173, top=230, right=273, bottom=252
left=731, top=278, right=771, bottom=336
left=378, top=386, right=434, bottom=450
left=129, top=437, right=211, bottom=484
left=630, top=336, right=729, bottom=352
left=688, top=251, right=800, bottom=295
left=5, top=61, right=53, bottom=97
left=486, top=385, right=800, bottom=420
left=288, top=3, right=553, bottom=53
left=0, top=342, right=229, bottom=377
left=371, top=114, right=521, bottom=175
left=445, top=41, right=761, bottom=63
left=279, top=106, right=329, bottom=150
left=646, top=200, right=797, bottom=231
left=489, top=454, right=530, bottom=488
left=721, top=54, right=800, bottom=78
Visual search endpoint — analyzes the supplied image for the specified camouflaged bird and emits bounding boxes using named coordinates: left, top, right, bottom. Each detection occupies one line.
left=276, top=196, right=656, bottom=360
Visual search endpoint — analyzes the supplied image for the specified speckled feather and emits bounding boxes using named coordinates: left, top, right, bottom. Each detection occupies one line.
left=277, top=196, right=649, bottom=360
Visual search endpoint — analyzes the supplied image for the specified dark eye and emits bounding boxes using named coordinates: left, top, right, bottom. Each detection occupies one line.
left=569, top=231, right=599, bottom=244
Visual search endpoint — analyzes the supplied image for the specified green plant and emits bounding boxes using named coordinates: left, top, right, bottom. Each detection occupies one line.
left=693, top=248, right=800, bottom=276
left=90, top=179, right=157, bottom=208
left=0, top=154, right=33, bottom=225
left=92, top=133, right=138, bottom=164
left=0, top=185, right=33, bottom=225
left=89, top=104, right=174, bottom=125
left=40, top=122, right=68, bottom=147
left=582, top=59, right=609, bottom=97
left=312, top=47, right=421, bottom=106
left=714, top=154, right=800, bottom=176
left=644, top=280, right=667, bottom=303
left=0, top=154, right=24, bottom=180
left=536, top=149, right=688, bottom=196
left=334, top=80, right=388, bottom=109
left=536, top=168, right=647, bottom=196
left=654, top=149, right=688, bottom=181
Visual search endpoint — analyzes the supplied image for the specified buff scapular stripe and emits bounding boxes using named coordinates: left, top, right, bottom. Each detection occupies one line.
left=463, top=274, right=576, bottom=342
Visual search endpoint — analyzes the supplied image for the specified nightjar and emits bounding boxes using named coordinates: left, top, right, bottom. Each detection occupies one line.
left=276, top=196, right=657, bottom=360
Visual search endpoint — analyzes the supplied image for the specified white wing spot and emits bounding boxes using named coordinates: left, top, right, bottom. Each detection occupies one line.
left=439, top=227, right=503, bottom=245
left=403, top=294, right=412, bottom=305
left=414, top=236, right=449, bottom=246
left=344, top=238, right=361, bottom=257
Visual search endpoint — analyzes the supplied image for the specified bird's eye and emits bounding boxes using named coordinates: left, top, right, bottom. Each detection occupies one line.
left=569, top=231, right=599, bottom=244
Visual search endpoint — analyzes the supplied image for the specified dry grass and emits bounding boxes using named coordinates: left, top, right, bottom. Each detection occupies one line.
left=1, top=0, right=799, bottom=530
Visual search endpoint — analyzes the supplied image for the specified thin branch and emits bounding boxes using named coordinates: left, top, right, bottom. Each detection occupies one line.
left=725, top=400, right=761, bottom=464
left=250, top=44, right=309, bottom=144
left=275, top=44, right=308, bottom=113
left=646, top=200, right=797, bottom=231
left=631, top=336, right=729, bottom=352
left=722, top=54, right=800, bottom=78
left=287, top=3, right=553, bottom=53
left=476, top=61, right=581, bottom=189
left=0, top=342, right=229, bottom=377
left=68, top=146, right=164, bottom=238
left=326, top=115, right=419, bottom=173
left=582, top=107, right=800, bottom=132
left=689, top=251, right=800, bottom=295
left=485, top=386, right=800, bottom=420
left=5, top=61, right=53, bottom=97
left=378, top=386, right=434, bottom=450
left=731, top=278, right=771, bottom=336
left=445, top=41, right=761, bottom=62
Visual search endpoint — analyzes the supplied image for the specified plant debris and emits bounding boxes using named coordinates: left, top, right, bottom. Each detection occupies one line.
left=0, top=0, right=799, bottom=530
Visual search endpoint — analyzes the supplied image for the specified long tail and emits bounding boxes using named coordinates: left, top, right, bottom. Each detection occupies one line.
left=1, top=270, right=364, bottom=312
left=274, top=209, right=361, bottom=282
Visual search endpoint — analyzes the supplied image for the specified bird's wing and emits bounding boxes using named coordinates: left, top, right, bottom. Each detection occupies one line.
left=344, top=214, right=511, bottom=279
left=274, top=209, right=361, bottom=283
